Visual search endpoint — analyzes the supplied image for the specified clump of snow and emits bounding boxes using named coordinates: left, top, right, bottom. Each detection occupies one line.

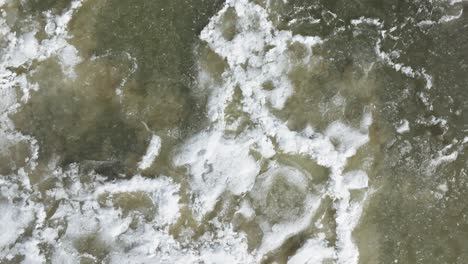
left=94, top=175, right=180, bottom=224
left=396, top=119, right=410, bottom=134
left=0, top=201, right=35, bottom=251
left=343, top=170, right=369, bottom=190
left=138, top=134, right=161, bottom=170
left=8, top=32, right=39, bottom=67
left=288, top=233, right=336, bottom=264
left=439, top=8, right=463, bottom=23
left=174, top=130, right=260, bottom=219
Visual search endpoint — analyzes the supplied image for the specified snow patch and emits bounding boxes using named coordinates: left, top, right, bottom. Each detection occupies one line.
left=288, top=233, right=336, bottom=264
left=396, top=119, right=410, bottom=134
left=138, top=134, right=161, bottom=170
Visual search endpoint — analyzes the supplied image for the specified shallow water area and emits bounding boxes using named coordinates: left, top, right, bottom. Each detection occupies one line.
left=0, top=0, right=467, bottom=263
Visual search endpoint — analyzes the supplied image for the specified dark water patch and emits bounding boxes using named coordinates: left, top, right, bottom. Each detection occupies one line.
left=265, top=0, right=468, bottom=262
left=11, top=0, right=225, bottom=177
left=274, top=30, right=379, bottom=132
left=355, top=11, right=468, bottom=264
left=94, top=0, right=224, bottom=136
left=73, top=233, right=110, bottom=263
left=92, top=0, right=225, bottom=177
left=0, top=140, right=30, bottom=176
left=11, top=57, right=149, bottom=175
left=68, top=0, right=108, bottom=59
left=21, top=0, right=72, bottom=13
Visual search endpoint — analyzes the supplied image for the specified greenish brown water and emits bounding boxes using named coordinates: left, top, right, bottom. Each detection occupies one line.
left=0, top=0, right=467, bottom=263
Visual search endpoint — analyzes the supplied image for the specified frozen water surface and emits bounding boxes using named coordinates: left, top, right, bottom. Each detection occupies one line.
left=0, top=0, right=467, bottom=263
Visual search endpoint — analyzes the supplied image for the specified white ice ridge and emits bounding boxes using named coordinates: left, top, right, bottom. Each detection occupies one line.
left=288, top=233, right=336, bottom=264
left=138, top=134, right=162, bottom=170
left=175, top=0, right=372, bottom=262
left=396, top=119, right=410, bottom=134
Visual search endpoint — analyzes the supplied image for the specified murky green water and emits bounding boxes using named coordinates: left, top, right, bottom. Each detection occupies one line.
left=0, top=0, right=467, bottom=263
